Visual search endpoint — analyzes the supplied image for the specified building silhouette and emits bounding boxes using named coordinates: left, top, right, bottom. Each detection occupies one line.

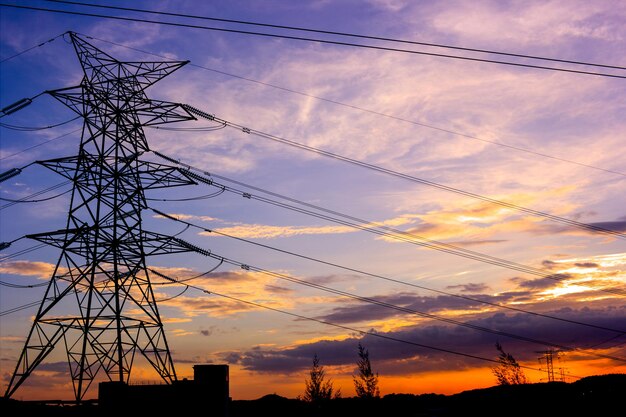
left=99, top=364, right=229, bottom=415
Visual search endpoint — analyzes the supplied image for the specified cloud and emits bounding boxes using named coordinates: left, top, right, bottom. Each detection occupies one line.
left=0, top=260, right=60, bottom=279
left=264, top=284, right=294, bottom=294
left=153, top=213, right=222, bottom=223
left=154, top=269, right=322, bottom=318
left=588, top=220, right=626, bottom=232
left=187, top=213, right=420, bottom=240
left=446, top=283, right=490, bottom=293
left=428, top=1, right=626, bottom=46
left=37, top=361, right=69, bottom=373
left=307, top=274, right=360, bottom=285
left=446, top=239, right=508, bottom=247
left=521, top=218, right=626, bottom=238
left=316, top=292, right=491, bottom=324
left=377, top=190, right=583, bottom=245
left=205, top=223, right=356, bottom=239
left=513, top=275, right=571, bottom=290
left=221, top=306, right=626, bottom=375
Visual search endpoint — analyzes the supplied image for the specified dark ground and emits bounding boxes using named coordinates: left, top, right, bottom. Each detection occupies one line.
left=1, top=373, right=624, bottom=417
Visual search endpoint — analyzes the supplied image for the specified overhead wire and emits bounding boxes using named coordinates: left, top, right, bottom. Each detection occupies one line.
left=154, top=285, right=189, bottom=302
left=146, top=267, right=594, bottom=378
left=151, top=151, right=626, bottom=297
left=0, top=10, right=616, bottom=376
left=1, top=4, right=624, bottom=79
left=46, top=1, right=626, bottom=71
left=0, top=115, right=81, bottom=131
left=79, top=33, right=626, bottom=178
left=150, top=258, right=225, bottom=286
left=147, top=124, right=226, bottom=132
left=0, top=31, right=67, bottom=63
left=181, top=105, right=626, bottom=240
left=0, top=280, right=47, bottom=288
left=149, top=206, right=625, bottom=334
left=0, top=128, right=80, bottom=162
left=146, top=236, right=626, bottom=363
left=0, top=181, right=72, bottom=210
left=0, top=243, right=47, bottom=262
left=0, top=299, right=49, bottom=317
left=145, top=188, right=225, bottom=202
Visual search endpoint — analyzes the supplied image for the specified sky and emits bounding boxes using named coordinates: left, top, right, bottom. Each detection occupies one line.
left=0, top=0, right=625, bottom=401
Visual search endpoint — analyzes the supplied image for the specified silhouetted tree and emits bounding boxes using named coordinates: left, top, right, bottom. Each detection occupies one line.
left=353, top=342, right=380, bottom=398
left=302, top=354, right=340, bottom=403
left=492, top=342, right=529, bottom=385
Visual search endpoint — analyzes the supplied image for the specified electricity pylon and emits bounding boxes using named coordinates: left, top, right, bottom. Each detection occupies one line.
left=4, top=32, right=199, bottom=400
left=537, top=349, right=562, bottom=382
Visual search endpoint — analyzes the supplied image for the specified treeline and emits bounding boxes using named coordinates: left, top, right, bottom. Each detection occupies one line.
left=231, top=374, right=626, bottom=417
left=297, top=341, right=528, bottom=404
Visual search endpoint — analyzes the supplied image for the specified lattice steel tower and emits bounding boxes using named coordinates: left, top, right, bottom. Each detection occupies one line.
left=5, top=32, right=199, bottom=400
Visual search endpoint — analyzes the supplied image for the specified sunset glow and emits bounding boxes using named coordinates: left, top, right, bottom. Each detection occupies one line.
left=1, top=0, right=624, bottom=402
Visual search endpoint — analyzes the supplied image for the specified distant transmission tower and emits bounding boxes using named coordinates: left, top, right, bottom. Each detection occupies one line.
left=537, top=349, right=563, bottom=382
left=4, top=32, right=199, bottom=400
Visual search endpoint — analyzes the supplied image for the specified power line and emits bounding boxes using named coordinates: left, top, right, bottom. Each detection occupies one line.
left=0, top=181, right=72, bottom=210
left=0, top=299, right=50, bottom=317
left=0, top=128, right=80, bottom=162
left=152, top=151, right=626, bottom=297
left=150, top=207, right=625, bottom=334
left=47, top=1, right=626, bottom=71
left=182, top=105, right=626, bottom=240
left=0, top=31, right=66, bottom=63
left=85, top=33, right=626, bottom=178
left=220, top=258, right=625, bottom=362
left=0, top=115, right=81, bottom=131
left=3, top=29, right=616, bottom=190
left=0, top=243, right=47, bottom=262
left=1, top=4, right=624, bottom=79
left=0, top=280, right=47, bottom=288
left=147, top=268, right=598, bottom=378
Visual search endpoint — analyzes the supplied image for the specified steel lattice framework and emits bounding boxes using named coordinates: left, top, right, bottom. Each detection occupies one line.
left=5, top=32, right=199, bottom=400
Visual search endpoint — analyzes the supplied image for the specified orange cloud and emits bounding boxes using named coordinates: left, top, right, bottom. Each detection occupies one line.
left=205, top=223, right=355, bottom=239
left=0, top=260, right=61, bottom=279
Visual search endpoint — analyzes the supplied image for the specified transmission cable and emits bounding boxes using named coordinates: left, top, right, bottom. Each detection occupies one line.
left=154, top=285, right=189, bottom=302
left=0, top=128, right=80, bottom=162
left=0, top=299, right=47, bottom=317
left=0, top=243, right=47, bottom=262
left=181, top=105, right=626, bottom=240
left=149, top=206, right=624, bottom=334
left=147, top=124, right=226, bottom=132
left=47, top=1, right=626, bottom=71
left=0, top=115, right=80, bottom=131
left=0, top=280, right=47, bottom=288
left=0, top=181, right=72, bottom=210
left=151, top=151, right=626, bottom=297
left=153, top=236, right=626, bottom=362
left=149, top=267, right=588, bottom=379
left=2, top=4, right=624, bottom=79
left=0, top=31, right=66, bottom=63
left=145, top=188, right=225, bottom=202
left=80, top=33, right=626, bottom=178
left=150, top=259, right=225, bottom=286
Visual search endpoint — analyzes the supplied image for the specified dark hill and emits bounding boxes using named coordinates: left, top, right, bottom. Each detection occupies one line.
left=230, top=374, right=626, bottom=417
left=1, top=373, right=624, bottom=417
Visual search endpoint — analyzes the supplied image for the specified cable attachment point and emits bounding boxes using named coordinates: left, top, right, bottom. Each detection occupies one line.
left=0, top=168, right=22, bottom=183
left=182, top=104, right=215, bottom=121
left=1, top=98, right=32, bottom=116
